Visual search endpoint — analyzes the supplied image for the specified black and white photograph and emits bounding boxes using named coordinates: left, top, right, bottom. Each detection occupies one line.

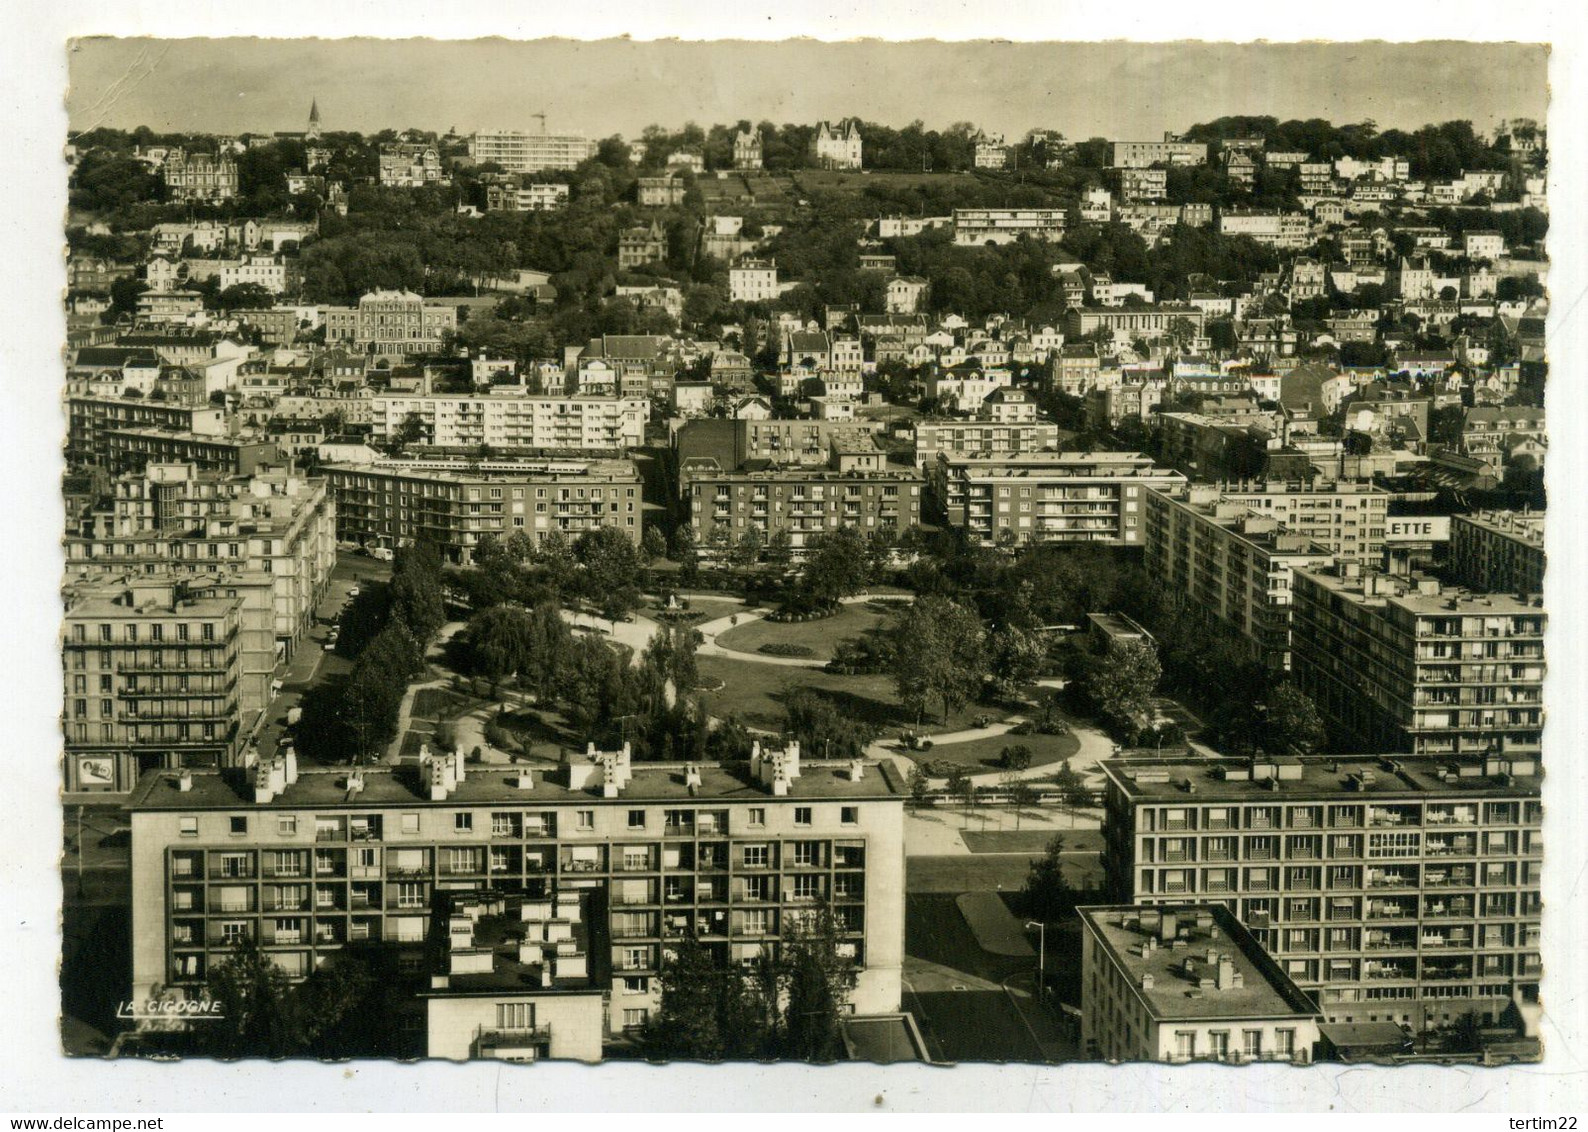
left=5, top=5, right=1588, bottom=1117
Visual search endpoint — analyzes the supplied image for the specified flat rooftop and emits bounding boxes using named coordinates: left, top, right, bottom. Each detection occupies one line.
left=1102, top=754, right=1541, bottom=802
left=1080, top=904, right=1320, bottom=1022
left=1297, top=565, right=1546, bottom=615
left=1456, top=510, right=1545, bottom=548
left=126, top=759, right=907, bottom=812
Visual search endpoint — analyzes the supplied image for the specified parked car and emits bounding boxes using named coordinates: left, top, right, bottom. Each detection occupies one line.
left=347, top=586, right=361, bottom=598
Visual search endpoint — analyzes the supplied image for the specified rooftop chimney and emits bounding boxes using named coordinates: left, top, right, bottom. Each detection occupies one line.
left=283, top=747, right=298, bottom=786
left=176, top=769, right=193, bottom=792
left=1159, top=911, right=1178, bottom=943
left=513, top=770, right=535, bottom=790
left=1216, top=953, right=1237, bottom=991
left=847, top=758, right=865, bottom=782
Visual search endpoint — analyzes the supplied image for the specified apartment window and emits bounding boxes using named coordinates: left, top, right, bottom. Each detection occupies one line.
left=401, top=813, right=420, bottom=835
left=1274, top=1030, right=1296, bottom=1057
left=622, top=1008, right=649, bottom=1030
left=396, top=882, right=426, bottom=909
left=841, top=806, right=858, bottom=825
left=628, top=810, right=647, bottom=830
left=742, top=908, right=771, bottom=935
left=622, top=976, right=650, bottom=994
left=1242, top=1030, right=1263, bottom=1057
left=792, top=874, right=822, bottom=901
left=576, top=810, right=594, bottom=831
left=1174, top=1031, right=1196, bottom=1060
left=496, top=1003, right=535, bottom=1031
left=276, top=816, right=296, bottom=836
left=747, top=808, right=766, bottom=827
left=794, top=807, right=813, bottom=826
left=454, top=812, right=473, bottom=833
left=179, top=817, right=198, bottom=838
left=742, top=844, right=769, bottom=868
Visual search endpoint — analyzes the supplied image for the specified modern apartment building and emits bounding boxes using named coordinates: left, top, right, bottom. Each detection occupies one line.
left=325, top=456, right=643, bottom=563
left=1099, top=753, right=1542, bottom=1032
left=932, top=451, right=1184, bottom=547
left=1211, top=481, right=1391, bottom=564
left=1143, top=484, right=1336, bottom=671
left=64, top=462, right=335, bottom=658
left=483, top=182, right=570, bottom=212
left=124, top=743, right=906, bottom=1059
left=468, top=131, right=598, bottom=173
left=952, top=209, right=1066, bottom=246
left=1290, top=564, right=1545, bottom=758
left=66, top=396, right=227, bottom=470
left=100, top=430, right=283, bottom=478
left=63, top=578, right=250, bottom=793
left=1448, top=511, right=1546, bottom=596
left=369, top=393, right=646, bottom=451
left=683, top=445, right=923, bottom=554
left=911, top=419, right=1064, bottom=468
left=1079, top=903, right=1323, bottom=1064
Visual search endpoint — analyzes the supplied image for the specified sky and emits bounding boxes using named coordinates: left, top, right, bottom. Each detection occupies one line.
left=67, top=38, right=1549, bottom=142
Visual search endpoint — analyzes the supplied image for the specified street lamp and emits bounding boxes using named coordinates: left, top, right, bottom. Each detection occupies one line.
left=1025, top=920, right=1047, bottom=1001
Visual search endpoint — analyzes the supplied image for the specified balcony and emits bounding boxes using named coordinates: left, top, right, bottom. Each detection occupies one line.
left=474, top=1026, right=552, bottom=1057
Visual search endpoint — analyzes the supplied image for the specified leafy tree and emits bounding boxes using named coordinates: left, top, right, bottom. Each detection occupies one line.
left=1000, top=744, right=1032, bottom=771
left=202, top=941, right=296, bottom=1058
left=1004, top=777, right=1038, bottom=831
left=465, top=605, right=536, bottom=682
left=783, top=687, right=876, bottom=760
left=890, top=596, right=987, bottom=724
left=1019, top=835, right=1078, bottom=922
left=780, top=904, right=857, bottom=1062
left=987, top=624, right=1045, bottom=696
left=647, top=933, right=734, bottom=1060
left=764, top=527, right=795, bottom=572
left=799, top=526, right=871, bottom=606
left=392, top=410, right=429, bottom=452
left=1081, top=638, right=1161, bottom=737
left=731, top=526, right=765, bottom=570
left=640, top=526, right=668, bottom=564
left=1264, top=681, right=1327, bottom=754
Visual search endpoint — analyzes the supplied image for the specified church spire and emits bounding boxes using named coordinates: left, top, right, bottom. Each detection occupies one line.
left=307, top=98, right=322, bottom=140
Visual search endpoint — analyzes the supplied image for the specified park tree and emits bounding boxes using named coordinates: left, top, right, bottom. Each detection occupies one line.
left=1263, top=681, right=1327, bottom=755
left=465, top=605, right=536, bottom=682
left=731, top=526, right=765, bottom=570
left=670, top=525, right=700, bottom=585
left=647, top=933, right=734, bottom=1060
left=890, top=596, right=987, bottom=725
left=389, top=544, right=446, bottom=642
left=574, top=526, right=641, bottom=623
left=800, top=526, right=871, bottom=606
left=986, top=624, right=1046, bottom=697
left=764, top=527, right=795, bottom=572
left=1082, top=638, right=1161, bottom=737
left=640, top=526, right=668, bottom=564
left=782, top=687, right=876, bottom=760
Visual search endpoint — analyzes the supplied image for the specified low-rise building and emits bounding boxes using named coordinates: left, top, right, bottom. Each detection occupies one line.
left=953, top=208, right=1065, bottom=246
left=729, top=259, right=781, bottom=303
left=379, top=144, right=445, bottom=187
left=1079, top=903, right=1323, bottom=1064
left=1111, top=139, right=1208, bottom=168
left=484, top=182, right=570, bottom=212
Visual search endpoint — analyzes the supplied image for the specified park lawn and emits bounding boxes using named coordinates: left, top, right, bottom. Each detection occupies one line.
left=695, top=654, right=1012, bottom=734
left=661, top=597, right=748, bottom=623
left=911, top=729, right=1081, bottom=773
left=409, top=686, right=485, bottom=723
left=714, top=604, right=894, bottom=661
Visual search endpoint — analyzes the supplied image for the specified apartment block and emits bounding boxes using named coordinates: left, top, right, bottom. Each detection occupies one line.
left=101, top=430, right=283, bottom=478
left=124, top=743, right=906, bottom=1060
left=1448, top=511, right=1546, bottom=596
left=1212, top=481, right=1391, bottom=564
left=1143, top=484, right=1336, bottom=671
left=64, top=462, right=336, bottom=659
left=325, top=456, right=643, bottom=563
left=63, top=579, right=250, bottom=793
left=1079, top=903, right=1323, bottom=1064
left=1290, top=564, right=1545, bottom=758
left=1062, top=304, right=1207, bottom=341
left=66, top=396, right=227, bottom=470
left=932, top=451, right=1184, bottom=548
left=683, top=448, right=923, bottom=554
left=469, top=131, right=598, bottom=173
left=952, top=209, right=1065, bottom=246
left=370, top=393, right=646, bottom=452
left=729, top=259, right=781, bottom=303
left=484, top=182, right=570, bottom=212
left=1100, top=754, right=1542, bottom=1032
left=911, top=420, right=1063, bottom=468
